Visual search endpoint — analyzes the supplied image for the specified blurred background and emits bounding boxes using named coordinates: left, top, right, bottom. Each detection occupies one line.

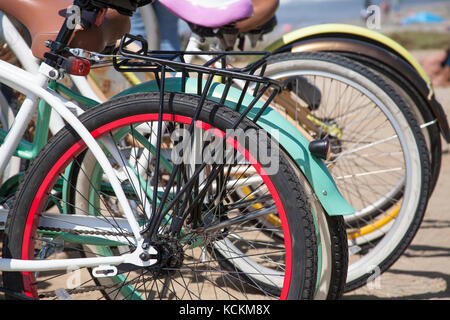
left=177, top=0, right=450, bottom=54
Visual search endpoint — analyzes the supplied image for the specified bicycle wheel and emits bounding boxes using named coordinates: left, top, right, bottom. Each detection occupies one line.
left=2, top=92, right=318, bottom=300
left=258, top=52, right=430, bottom=291
left=337, top=52, right=441, bottom=195
left=286, top=156, right=347, bottom=300
left=226, top=153, right=348, bottom=300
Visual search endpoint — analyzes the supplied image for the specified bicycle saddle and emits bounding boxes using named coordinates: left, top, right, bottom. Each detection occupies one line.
left=158, top=0, right=254, bottom=29
left=0, top=0, right=130, bottom=60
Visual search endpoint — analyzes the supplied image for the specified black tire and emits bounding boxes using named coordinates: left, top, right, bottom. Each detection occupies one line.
left=260, top=52, right=430, bottom=292
left=323, top=214, right=348, bottom=299
left=283, top=150, right=347, bottom=299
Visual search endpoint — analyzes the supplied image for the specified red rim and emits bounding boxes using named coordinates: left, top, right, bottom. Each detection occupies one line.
left=21, top=113, right=293, bottom=299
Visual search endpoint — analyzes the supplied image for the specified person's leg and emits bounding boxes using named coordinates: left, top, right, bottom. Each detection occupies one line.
left=152, top=1, right=181, bottom=51
left=130, top=10, right=147, bottom=39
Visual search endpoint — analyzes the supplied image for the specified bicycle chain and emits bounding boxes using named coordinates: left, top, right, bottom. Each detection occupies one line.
left=37, top=225, right=134, bottom=238
left=38, top=274, right=151, bottom=299
left=20, top=226, right=187, bottom=298
left=36, top=225, right=136, bottom=298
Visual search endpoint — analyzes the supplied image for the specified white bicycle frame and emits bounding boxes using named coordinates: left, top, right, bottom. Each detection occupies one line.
left=0, top=5, right=248, bottom=274
left=0, top=12, right=160, bottom=272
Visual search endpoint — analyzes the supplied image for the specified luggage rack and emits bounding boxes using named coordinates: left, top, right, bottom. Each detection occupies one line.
left=112, top=34, right=282, bottom=123
left=111, top=34, right=286, bottom=237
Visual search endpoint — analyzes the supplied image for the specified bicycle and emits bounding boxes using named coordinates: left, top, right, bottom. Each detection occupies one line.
left=0, top=0, right=358, bottom=300
left=0, top=0, right=351, bottom=300
left=0, top=0, right=432, bottom=298
left=118, top=0, right=435, bottom=292
left=2, top=0, right=426, bottom=296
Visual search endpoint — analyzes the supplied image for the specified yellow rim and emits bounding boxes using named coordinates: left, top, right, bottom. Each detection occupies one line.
left=347, top=202, right=401, bottom=240
left=241, top=186, right=282, bottom=227
left=122, top=72, right=142, bottom=86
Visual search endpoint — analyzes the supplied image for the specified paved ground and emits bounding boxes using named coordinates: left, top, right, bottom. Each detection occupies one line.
left=344, top=50, right=450, bottom=299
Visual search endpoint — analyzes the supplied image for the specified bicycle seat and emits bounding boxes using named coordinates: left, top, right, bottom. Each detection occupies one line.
left=0, top=0, right=130, bottom=60
left=158, top=0, right=253, bottom=28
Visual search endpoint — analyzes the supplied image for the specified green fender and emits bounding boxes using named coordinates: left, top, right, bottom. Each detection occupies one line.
left=114, top=77, right=354, bottom=216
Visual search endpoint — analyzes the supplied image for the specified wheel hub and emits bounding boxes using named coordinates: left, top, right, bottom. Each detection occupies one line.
left=150, top=235, right=184, bottom=272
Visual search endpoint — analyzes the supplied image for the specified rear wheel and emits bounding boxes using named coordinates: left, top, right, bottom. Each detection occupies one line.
left=3, top=92, right=318, bottom=300
left=259, top=52, right=430, bottom=291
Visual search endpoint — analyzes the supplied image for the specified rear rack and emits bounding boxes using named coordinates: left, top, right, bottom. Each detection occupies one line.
left=112, top=34, right=282, bottom=123
left=112, top=34, right=284, bottom=238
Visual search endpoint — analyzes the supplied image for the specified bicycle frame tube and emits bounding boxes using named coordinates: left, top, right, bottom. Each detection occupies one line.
left=139, top=4, right=160, bottom=50
left=0, top=71, right=44, bottom=175
left=0, top=13, right=40, bottom=74
left=0, top=210, right=157, bottom=270
left=0, top=13, right=102, bottom=121
left=0, top=81, right=59, bottom=161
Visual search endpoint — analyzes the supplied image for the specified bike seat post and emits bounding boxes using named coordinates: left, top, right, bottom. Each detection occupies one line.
left=44, top=18, right=74, bottom=66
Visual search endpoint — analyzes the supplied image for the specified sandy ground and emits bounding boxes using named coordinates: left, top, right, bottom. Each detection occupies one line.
left=343, top=50, right=450, bottom=300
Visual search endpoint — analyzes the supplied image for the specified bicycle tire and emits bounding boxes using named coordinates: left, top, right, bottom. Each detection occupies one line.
left=338, top=52, right=441, bottom=195
left=2, top=91, right=318, bottom=300
left=282, top=150, right=347, bottom=299
left=259, top=52, right=430, bottom=291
